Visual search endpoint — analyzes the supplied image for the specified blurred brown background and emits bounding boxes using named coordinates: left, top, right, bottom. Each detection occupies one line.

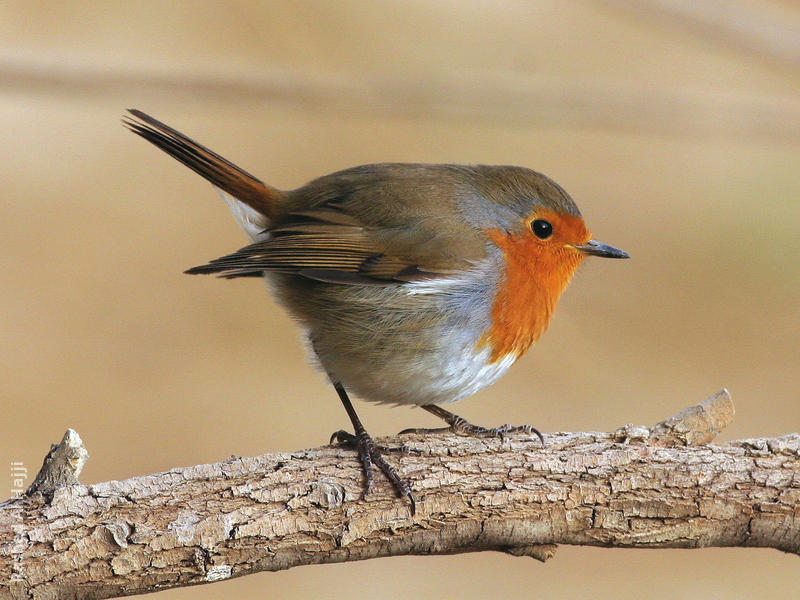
left=2, top=1, right=799, bottom=598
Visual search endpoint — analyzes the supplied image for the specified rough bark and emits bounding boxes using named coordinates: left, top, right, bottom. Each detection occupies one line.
left=2, top=390, right=798, bottom=600
left=25, top=430, right=89, bottom=499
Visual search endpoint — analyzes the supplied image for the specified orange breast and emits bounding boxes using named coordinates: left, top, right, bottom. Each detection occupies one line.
left=481, top=216, right=588, bottom=362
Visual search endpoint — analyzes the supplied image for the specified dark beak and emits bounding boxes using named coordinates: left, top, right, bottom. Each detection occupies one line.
left=574, top=239, right=629, bottom=259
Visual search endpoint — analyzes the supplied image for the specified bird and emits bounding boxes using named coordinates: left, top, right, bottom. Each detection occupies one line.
left=123, top=109, right=629, bottom=515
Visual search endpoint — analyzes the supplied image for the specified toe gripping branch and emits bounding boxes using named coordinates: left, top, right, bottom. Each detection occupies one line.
left=401, top=404, right=545, bottom=446
left=330, top=383, right=417, bottom=515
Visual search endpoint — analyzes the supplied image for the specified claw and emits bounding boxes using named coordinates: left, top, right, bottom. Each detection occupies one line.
left=330, top=429, right=354, bottom=445
left=403, top=405, right=545, bottom=446
left=329, top=427, right=416, bottom=515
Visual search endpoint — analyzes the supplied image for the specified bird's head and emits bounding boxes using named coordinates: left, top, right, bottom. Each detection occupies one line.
left=461, top=166, right=629, bottom=360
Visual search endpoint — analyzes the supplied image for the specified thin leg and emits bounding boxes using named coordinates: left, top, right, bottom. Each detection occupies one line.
left=329, top=382, right=416, bottom=514
left=400, top=404, right=545, bottom=445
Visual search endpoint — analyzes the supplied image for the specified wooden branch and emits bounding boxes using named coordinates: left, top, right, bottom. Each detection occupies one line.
left=25, top=429, right=89, bottom=499
left=2, top=390, right=799, bottom=600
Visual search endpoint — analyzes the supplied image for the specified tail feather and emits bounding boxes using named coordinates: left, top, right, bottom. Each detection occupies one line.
left=123, top=109, right=279, bottom=220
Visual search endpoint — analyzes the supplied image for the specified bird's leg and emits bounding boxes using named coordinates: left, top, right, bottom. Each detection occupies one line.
left=400, top=404, right=545, bottom=445
left=328, top=381, right=416, bottom=514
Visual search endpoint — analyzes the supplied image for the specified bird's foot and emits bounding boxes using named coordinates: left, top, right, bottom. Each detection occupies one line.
left=330, top=430, right=417, bottom=515
left=329, top=430, right=411, bottom=454
left=399, top=405, right=545, bottom=445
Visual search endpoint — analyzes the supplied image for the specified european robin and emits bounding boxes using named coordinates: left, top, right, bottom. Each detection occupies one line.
left=124, top=110, right=628, bottom=514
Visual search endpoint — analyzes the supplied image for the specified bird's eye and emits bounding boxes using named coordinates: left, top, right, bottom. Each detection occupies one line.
left=531, top=219, right=553, bottom=239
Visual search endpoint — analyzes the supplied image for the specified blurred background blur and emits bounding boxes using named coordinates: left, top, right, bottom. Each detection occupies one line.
left=2, top=1, right=799, bottom=598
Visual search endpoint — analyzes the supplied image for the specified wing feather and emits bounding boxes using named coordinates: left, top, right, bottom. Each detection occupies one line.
left=187, top=215, right=443, bottom=283
left=187, top=165, right=489, bottom=285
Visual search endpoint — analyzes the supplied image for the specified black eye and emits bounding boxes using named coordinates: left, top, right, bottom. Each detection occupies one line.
left=531, top=219, right=553, bottom=239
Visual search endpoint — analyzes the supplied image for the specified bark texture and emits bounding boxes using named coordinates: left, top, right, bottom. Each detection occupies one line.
left=25, top=430, right=88, bottom=499
left=2, top=390, right=799, bottom=600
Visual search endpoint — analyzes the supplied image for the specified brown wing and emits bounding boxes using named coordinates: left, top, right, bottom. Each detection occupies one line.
left=186, top=211, right=439, bottom=284
left=186, top=163, right=490, bottom=285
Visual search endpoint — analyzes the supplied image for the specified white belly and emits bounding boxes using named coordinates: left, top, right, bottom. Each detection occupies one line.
left=297, top=252, right=514, bottom=406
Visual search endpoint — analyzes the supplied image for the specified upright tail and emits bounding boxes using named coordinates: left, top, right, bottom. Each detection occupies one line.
left=123, top=110, right=280, bottom=237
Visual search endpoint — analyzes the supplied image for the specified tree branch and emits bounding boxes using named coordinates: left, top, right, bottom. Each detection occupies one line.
left=2, top=390, right=798, bottom=600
